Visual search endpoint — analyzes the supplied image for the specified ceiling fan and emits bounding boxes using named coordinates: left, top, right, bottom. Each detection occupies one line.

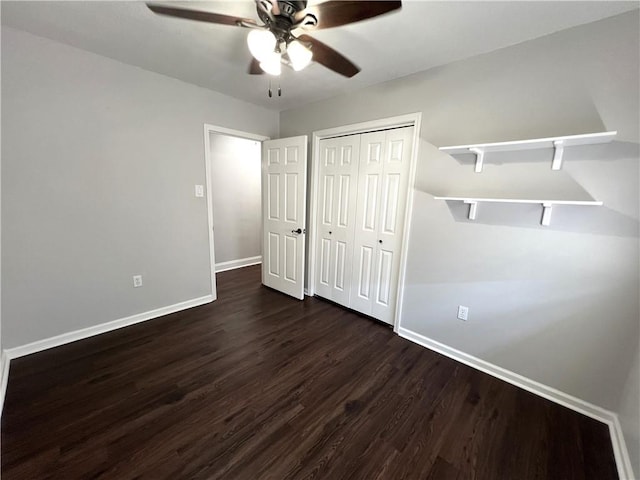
left=147, top=1, right=402, bottom=78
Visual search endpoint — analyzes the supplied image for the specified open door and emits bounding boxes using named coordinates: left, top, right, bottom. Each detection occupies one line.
left=262, top=136, right=308, bottom=300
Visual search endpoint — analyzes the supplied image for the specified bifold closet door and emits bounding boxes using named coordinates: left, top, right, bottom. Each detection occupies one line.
left=351, top=127, right=414, bottom=324
left=315, top=135, right=360, bottom=305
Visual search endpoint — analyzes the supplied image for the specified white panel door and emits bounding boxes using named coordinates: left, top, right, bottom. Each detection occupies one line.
left=262, top=136, right=307, bottom=300
left=315, top=135, right=360, bottom=305
left=351, top=127, right=413, bottom=323
left=350, top=130, right=385, bottom=316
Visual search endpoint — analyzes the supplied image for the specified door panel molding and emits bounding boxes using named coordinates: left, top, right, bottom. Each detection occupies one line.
left=308, top=113, right=422, bottom=331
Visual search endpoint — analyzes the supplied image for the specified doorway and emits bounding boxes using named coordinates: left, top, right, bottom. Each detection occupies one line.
left=203, top=124, right=268, bottom=298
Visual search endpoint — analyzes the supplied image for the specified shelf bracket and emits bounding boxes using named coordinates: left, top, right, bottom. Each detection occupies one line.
left=469, top=147, right=485, bottom=173
left=552, top=140, right=564, bottom=170
left=464, top=200, right=478, bottom=220
left=541, top=202, right=553, bottom=226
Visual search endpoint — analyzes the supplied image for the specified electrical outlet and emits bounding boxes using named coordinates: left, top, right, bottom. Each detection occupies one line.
left=133, top=275, right=143, bottom=288
left=457, top=305, right=469, bottom=321
left=195, top=185, right=204, bottom=198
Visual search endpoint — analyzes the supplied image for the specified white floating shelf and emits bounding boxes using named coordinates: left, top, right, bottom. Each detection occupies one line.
left=434, top=197, right=603, bottom=205
left=434, top=196, right=603, bottom=226
left=439, top=131, right=617, bottom=172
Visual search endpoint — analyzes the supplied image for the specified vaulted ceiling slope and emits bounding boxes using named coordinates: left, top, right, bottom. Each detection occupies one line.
left=2, top=1, right=638, bottom=111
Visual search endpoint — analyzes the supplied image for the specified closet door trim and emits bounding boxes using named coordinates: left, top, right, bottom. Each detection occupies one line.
left=308, top=112, right=422, bottom=332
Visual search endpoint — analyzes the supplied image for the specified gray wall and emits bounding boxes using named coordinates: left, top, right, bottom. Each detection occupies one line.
left=280, top=7, right=640, bottom=458
left=1, top=27, right=278, bottom=348
left=209, top=134, right=262, bottom=265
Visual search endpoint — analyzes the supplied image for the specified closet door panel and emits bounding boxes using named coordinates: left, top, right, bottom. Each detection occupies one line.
left=375, top=247, right=394, bottom=306
left=315, top=172, right=334, bottom=297
left=380, top=173, right=401, bottom=234
left=362, top=174, right=380, bottom=231
left=334, top=240, right=348, bottom=290
left=356, top=244, right=374, bottom=300
left=371, top=127, right=414, bottom=323
left=319, top=238, right=331, bottom=287
left=315, top=136, right=360, bottom=305
left=351, top=131, right=386, bottom=316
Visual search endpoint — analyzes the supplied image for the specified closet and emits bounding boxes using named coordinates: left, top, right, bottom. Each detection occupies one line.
left=314, top=126, right=414, bottom=324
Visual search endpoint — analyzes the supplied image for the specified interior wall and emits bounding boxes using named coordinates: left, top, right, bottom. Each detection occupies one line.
left=281, top=9, right=639, bottom=421
left=209, top=134, right=262, bottom=265
left=1, top=27, right=279, bottom=349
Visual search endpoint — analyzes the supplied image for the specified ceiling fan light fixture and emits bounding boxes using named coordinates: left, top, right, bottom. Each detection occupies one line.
left=260, top=52, right=282, bottom=76
left=247, top=29, right=277, bottom=62
left=148, top=0, right=398, bottom=79
left=287, top=40, right=313, bottom=71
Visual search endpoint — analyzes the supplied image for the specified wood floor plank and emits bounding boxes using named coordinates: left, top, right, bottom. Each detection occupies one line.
left=1, top=265, right=619, bottom=479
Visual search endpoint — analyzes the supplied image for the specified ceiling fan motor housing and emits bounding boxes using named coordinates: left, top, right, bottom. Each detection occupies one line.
left=256, top=0, right=309, bottom=48
left=256, top=1, right=307, bottom=25
left=278, top=1, right=307, bottom=17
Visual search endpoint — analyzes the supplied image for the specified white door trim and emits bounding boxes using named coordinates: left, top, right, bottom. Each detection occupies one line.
left=308, top=113, right=422, bottom=331
left=203, top=124, right=270, bottom=300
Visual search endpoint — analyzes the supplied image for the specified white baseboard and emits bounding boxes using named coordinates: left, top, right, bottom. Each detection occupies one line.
left=0, top=351, right=10, bottom=417
left=610, top=415, right=637, bottom=480
left=5, top=295, right=214, bottom=360
left=215, top=256, right=262, bottom=273
left=397, top=326, right=635, bottom=480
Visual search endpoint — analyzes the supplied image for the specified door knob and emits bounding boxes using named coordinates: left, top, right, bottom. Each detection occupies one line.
left=379, top=240, right=383, bottom=244
left=292, top=228, right=303, bottom=234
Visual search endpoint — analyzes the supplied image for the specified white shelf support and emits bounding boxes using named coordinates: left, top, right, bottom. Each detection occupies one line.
left=464, top=200, right=478, bottom=220
left=541, top=203, right=553, bottom=226
left=434, top=196, right=603, bottom=226
left=469, top=147, right=485, bottom=173
left=552, top=140, right=564, bottom=170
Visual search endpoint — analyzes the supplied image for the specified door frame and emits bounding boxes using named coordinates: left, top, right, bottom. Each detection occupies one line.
left=308, top=112, right=422, bottom=332
left=203, top=124, right=270, bottom=300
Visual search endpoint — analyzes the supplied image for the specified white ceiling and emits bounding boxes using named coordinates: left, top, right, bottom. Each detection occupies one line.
left=2, top=1, right=638, bottom=111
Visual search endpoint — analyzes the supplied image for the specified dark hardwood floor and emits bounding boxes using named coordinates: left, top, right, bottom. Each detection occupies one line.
left=2, top=265, right=618, bottom=479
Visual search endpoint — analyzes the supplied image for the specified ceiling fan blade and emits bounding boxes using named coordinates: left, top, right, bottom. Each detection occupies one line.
left=147, top=4, right=258, bottom=28
left=295, top=1, right=401, bottom=29
left=298, top=34, right=360, bottom=78
left=248, top=58, right=264, bottom=75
